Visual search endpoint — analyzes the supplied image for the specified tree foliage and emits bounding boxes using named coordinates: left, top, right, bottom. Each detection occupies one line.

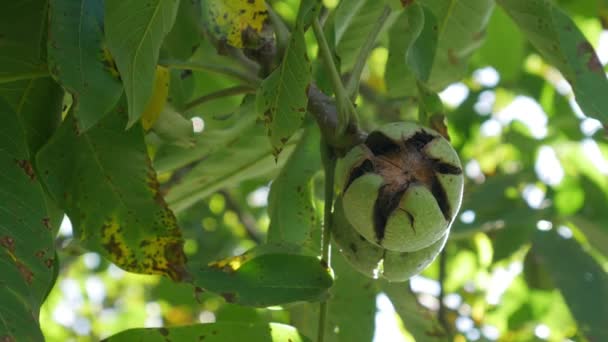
left=1, top=0, right=607, bottom=341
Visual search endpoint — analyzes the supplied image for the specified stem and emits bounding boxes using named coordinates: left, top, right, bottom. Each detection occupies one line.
left=311, top=17, right=357, bottom=135
left=318, top=142, right=336, bottom=342
left=438, top=247, right=450, bottom=336
left=0, top=69, right=49, bottom=84
left=266, top=2, right=290, bottom=57
left=345, top=6, right=392, bottom=99
left=220, top=190, right=264, bottom=244
left=183, top=85, right=255, bottom=111
left=160, top=60, right=261, bottom=87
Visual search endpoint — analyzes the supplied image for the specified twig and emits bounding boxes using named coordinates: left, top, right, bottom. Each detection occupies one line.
left=438, top=247, right=450, bottom=336
left=183, top=85, right=255, bottom=111
left=311, top=17, right=358, bottom=136
left=219, top=190, right=264, bottom=244
left=317, top=142, right=336, bottom=342
left=160, top=60, right=261, bottom=87
left=345, top=6, right=392, bottom=99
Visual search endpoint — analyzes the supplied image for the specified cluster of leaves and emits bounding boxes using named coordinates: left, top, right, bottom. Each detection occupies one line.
left=1, top=0, right=607, bottom=341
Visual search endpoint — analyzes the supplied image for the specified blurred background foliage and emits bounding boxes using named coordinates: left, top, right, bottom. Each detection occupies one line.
left=40, top=0, right=607, bottom=341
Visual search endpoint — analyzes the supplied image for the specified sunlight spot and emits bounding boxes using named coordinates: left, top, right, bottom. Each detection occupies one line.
left=145, top=302, right=162, bottom=328
left=83, top=253, right=101, bottom=270
left=85, top=276, right=106, bottom=305
left=73, top=317, right=91, bottom=336
left=466, top=328, right=481, bottom=341
left=439, top=83, right=469, bottom=108
left=535, top=146, right=564, bottom=186
left=482, top=325, right=500, bottom=340
left=410, top=276, right=441, bottom=296
left=580, top=118, right=603, bottom=136
left=582, top=139, right=608, bottom=175
left=53, top=301, right=76, bottom=327
left=58, top=215, right=73, bottom=237
left=480, top=118, right=502, bottom=137
left=373, top=293, right=407, bottom=342
left=536, top=220, right=553, bottom=231
left=460, top=210, right=476, bottom=224
left=496, top=96, right=548, bottom=138
left=443, top=293, right=462, bottom=310
left=596, top=30, right=608, bottom=65
left=108, top=263, right=125, bottom=279
left=486, top=262, right=523, bottom=305
left=456, top=316, right=474, bottom=332
left=473, top=67, right=500, bottom=87
left=191, top=116, right=205, bottom=133
left=523, top=184, right=545, bottom=209
left=247, top=186, right=270, bottom=207
left=61, top=278, right=83, bottom=307
left=557, top=225, right=573, bottom=239
left=199, top=311, right=216, bottom=323
left=534, top=324, right=551, bottom=339
left=474, top=90, right=495, bottom=115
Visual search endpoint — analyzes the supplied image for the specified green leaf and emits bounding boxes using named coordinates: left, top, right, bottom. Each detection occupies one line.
left=0, top=99, right=60, bottom=341
left=164, top=98, right=296, bottom=213
left=103, top=322, right=311, bottom=342
left=498, top=0, right=608, bottom=127
left=162, top=0, right=202, bottom=60
left=408, top=6, right=439, bottom=82
left=383, top=282, right=446, bottom=341
left=36, top=99, right=187, bottom=280
left=267, top=125, right=322, bottom=250
left=256, top=0, right=313, bottom=156
left=188, top=245, right=333, bottom=307
left=418, top=0, right=495, bottom=90
left=0, top=2, right=48, bottom=82
left=533, top=229, right=608, bottom=341
left=105, top=0, right=179, bottom=127
left=334, top=0, right=386, bottom=71
left=569, top=216, right=608, bottom=257
left=476, top=6, right=526, bottom=82
left=48, top=0, right=124, bottom=130
left=0, top=78, right=64, bottom=154
left=325, top=251, right=378, bottom=342
left=201, top=0, right=270, bottom=49
left=386, top=4, right=424, bottom=97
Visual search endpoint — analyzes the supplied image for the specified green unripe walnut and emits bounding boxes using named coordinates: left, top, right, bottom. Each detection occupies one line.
left=336, top=122, right=463, bottom=253
left=332, top=197, right=448, bottom=281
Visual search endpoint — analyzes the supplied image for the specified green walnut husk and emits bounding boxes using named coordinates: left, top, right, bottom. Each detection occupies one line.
left=336, top=122, right=463, bottom=253
left=332, top=196, right=448, bottom=281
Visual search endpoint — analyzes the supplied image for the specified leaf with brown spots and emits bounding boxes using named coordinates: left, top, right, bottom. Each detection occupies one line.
left=255, top=0, right=315, bottom=157
left=188, top=245, right=332, bottom=307
left=37, top=97, right=186, bottom=280
left=103, top=322, right=311, bottom=342
left=386, top=0, right=494, bottom=95
left=267, top=125, right=322, bottom=251
left=201, top=0, right=270, bottom=49
left=0, top=98, right=60, bottom=341
left=498, top=0, right=608, bottom=128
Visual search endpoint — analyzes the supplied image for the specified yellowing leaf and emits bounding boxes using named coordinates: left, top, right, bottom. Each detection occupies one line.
left=202, top=0, right=269, bottom=48
left=141, top=66, right=170, bottom=131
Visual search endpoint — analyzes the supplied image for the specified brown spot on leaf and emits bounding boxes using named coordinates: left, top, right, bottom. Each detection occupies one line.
left=1, top=335, right=16, bottom=342
left=45, top=258, right=54, bottom=268
left=401, top=0, right=414, bottom=7
left=15, top=159, right=35, bottom=181
left=0, top=236, right=15, bottom=253
left=159, top=328, right=169, bottom=336
left=42, top=217, right=51, bottom=230
left=577, top=42, right=603, bottom=74
left=16, top=261, right=34, bottom=284
left=221, top=292, right=237, bottom=303
left=447, top=48, right=459, bottom=65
